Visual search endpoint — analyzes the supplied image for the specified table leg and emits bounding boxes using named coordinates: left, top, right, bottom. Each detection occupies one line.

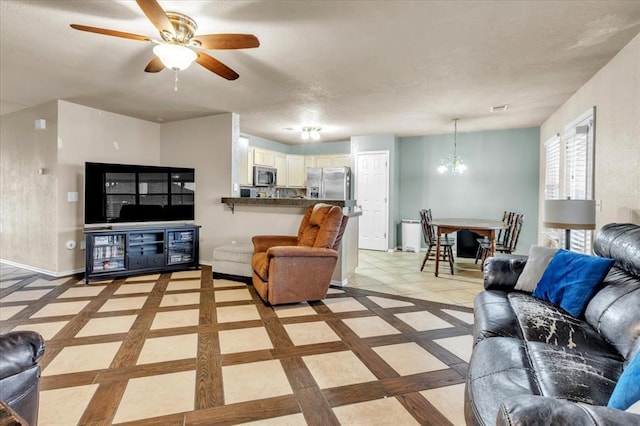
left=435, top=230, right=441, bottom=277
left=489, top=230, right=496, bottom=257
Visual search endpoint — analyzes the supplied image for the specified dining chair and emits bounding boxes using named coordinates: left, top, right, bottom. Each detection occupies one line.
left=474, top=211, right=514, bottom=264
left=477, top=213, right=525, bottom=266
left=419, top=209, right=455, bottom=274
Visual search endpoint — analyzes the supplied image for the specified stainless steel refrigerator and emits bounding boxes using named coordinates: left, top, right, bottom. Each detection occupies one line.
left=306, top=167, right=352, bottom=200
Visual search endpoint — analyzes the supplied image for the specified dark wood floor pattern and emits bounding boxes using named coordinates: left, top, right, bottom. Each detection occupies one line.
left=0, top=266, right=473, bottom=425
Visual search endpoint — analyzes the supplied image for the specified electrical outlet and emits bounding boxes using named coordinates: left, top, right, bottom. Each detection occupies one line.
left=80, top=241, right=86, bottom=250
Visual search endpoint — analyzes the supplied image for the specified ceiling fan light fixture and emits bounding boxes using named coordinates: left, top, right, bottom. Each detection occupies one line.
left=301, top=126, right=321, bottom=141
left=153, top=43, right=197, bottom=71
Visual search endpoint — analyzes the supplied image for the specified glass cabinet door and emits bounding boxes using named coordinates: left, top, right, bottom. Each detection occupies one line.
left=91, top=234, right=126, bottom=272
left=167, top=229, right=195, bottom=265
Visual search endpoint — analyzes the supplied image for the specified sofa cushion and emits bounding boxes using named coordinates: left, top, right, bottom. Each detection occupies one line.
left=526, top=341, right=621, bottom=406
left=533, top=249, right=615, bottom=317
left=514, top=246, right=557, bottom=292
left=298, top=204, right=342, bottom=248
left=608, top=351, right=640, bottom=410
left=472, top=291, right=522, bottom=345
left=508, top=293, right=615, bottom=356
left=585, top=267, right=640, bottom=360
left=251, top=252, right=269, bottom=282
left=593, top=223, right=640, bottom=277
left=465, top=337, right=540, bottom=426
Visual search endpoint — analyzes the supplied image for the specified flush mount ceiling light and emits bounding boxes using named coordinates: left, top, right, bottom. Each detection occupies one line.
left=152, top=43, right=198, bottom=71
left=301, top=127, right=321, bottom=141
left=437, top=118, right=467, bottom=175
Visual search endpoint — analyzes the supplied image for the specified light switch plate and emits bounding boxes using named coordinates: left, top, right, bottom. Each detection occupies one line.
left=67, top=192, right=78, bottom=202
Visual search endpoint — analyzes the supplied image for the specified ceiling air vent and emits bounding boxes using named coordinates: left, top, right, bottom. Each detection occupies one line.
left=490, top=104, right=509, bottom=112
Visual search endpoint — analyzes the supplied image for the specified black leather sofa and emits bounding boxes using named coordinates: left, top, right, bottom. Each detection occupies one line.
left=0, top=331, right=45, bottom=425
left=465, top=223, right=640, bottom=425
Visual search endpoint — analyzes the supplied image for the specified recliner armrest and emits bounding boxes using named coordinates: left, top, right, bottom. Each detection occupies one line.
left=483, top=255, right=527, bottom=291
left=497, top=395, right=640, bottom=426
left=267, top=246, right=338, bottom=259
left=252, top=235, right=298, bottom=253
left=0, top=331, right=45, bottom=380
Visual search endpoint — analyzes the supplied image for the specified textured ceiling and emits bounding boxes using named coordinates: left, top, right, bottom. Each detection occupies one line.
left=1, top=1, right=639, bottom=144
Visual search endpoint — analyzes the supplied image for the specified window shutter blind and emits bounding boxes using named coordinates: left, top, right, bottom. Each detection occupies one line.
left=544, top=134, right=562, bottom=243
left=563, top=116, right=594, bottom=253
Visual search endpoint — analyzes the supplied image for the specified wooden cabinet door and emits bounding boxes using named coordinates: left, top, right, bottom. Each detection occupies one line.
left=332, top=154, right=352, bottom=168
left=287, top=155, right=305, bottom=187
left=254, top=148, right=275, bottom=167
left=315, top=155, right=333, bottom=167
left=275, top=153, right=287, bottom=187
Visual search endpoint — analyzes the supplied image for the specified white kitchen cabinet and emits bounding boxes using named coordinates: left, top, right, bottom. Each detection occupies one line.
left=305, top=156, right=315, bottom=170
left=254, top=148, right=275, bottom=167
left=332, top=154, right=352, bottom=168
left=275, top=153, right=287, bottom=187
left=315, top=155, right=333, bottom=167
left=287, top=155, right=305, bottom=187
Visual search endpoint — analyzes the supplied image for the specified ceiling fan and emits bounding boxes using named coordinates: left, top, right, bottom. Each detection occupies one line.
left=70, top=0, right=259, bottom=81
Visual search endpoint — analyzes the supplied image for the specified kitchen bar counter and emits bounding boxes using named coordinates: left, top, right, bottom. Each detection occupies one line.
left=221, top=197, right=357, bottom=210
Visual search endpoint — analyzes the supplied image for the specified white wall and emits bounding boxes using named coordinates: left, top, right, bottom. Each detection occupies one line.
left=539, top=33, right=640, bottom=237
left=160, top=113, right=305, bottom=264
left=0, top=101, right=58, bottom=273
left=56, top=101, right=161, bottom=274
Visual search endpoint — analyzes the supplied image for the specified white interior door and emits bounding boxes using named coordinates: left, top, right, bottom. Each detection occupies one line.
left=356, top=151, right=389, bottom=251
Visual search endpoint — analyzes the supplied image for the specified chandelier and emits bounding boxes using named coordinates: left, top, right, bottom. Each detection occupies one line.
left=301, top=127, right=321, bottom=141
left=437, top=118, right=467, bottom=174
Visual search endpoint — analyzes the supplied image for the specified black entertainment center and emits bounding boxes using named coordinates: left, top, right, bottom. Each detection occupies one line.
left=83, top=162, right=200, bottom=283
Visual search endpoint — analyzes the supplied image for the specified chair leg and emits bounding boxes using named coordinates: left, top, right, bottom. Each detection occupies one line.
left=448, top=246, right=455, bottom=275
left=474, top=245, right=481, bottom=264
left=480, top=247, right=489, bottom=269
left=421, top=247, right=432, bottom=271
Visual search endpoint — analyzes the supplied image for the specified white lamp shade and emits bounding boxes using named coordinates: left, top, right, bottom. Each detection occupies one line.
left=153, top=43, right=197, bottom=71
left=543, top=199, right=596, bottom=230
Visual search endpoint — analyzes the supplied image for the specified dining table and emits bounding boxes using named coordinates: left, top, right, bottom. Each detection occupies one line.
left=431, top=218, right=506, bottom=277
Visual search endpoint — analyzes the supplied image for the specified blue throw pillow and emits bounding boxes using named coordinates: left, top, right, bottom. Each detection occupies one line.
left=532, top=249, right=615, bottom=317
left=608, top=353, right=640, bottom=410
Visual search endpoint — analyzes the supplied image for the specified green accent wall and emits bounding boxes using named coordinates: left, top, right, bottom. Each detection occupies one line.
left=399, top=127, right=540, bottom=254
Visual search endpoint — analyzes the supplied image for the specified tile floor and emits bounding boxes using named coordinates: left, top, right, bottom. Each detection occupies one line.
left=0, top=250, right=483, bottom=425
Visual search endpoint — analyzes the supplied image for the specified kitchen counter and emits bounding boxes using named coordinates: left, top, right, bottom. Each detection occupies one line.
left=221, top=197, right=358, bottom=212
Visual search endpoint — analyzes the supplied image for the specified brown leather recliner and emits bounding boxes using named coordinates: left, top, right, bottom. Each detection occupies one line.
left=251, top=203, right=348, bottom=305
left=0, top=331, right=45, bottom=426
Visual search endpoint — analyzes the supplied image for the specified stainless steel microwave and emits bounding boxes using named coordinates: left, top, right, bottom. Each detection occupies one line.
left=253, top=166, right=277, bottom=187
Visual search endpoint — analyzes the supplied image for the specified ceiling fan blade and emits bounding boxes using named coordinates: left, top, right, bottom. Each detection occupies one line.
left=192, top=34, right=260, bottom=50
left=144, top=56, right=165, bottom=73
left=70, top=24, right=154, bottom=42
left=196, top=52, right=239, bottom=80
left=136, top=0, right=175, bottom=37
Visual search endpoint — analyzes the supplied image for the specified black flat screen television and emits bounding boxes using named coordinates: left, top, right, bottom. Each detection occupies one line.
left=84, top=162, right=195, bottom=225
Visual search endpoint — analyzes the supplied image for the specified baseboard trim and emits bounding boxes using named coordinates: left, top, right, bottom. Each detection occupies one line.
left=0, top=259, right=83, bottom=278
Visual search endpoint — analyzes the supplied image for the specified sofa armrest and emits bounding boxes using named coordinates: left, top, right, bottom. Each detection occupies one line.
left=0, top=331, right=45, bottom=380
left=483, top=255, right=527, bottom=291
left=497, top=395, right=640, bottom=426
left=252, top=235, right=298, bottom=253
left=267, top=246, right=338, bottom=259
